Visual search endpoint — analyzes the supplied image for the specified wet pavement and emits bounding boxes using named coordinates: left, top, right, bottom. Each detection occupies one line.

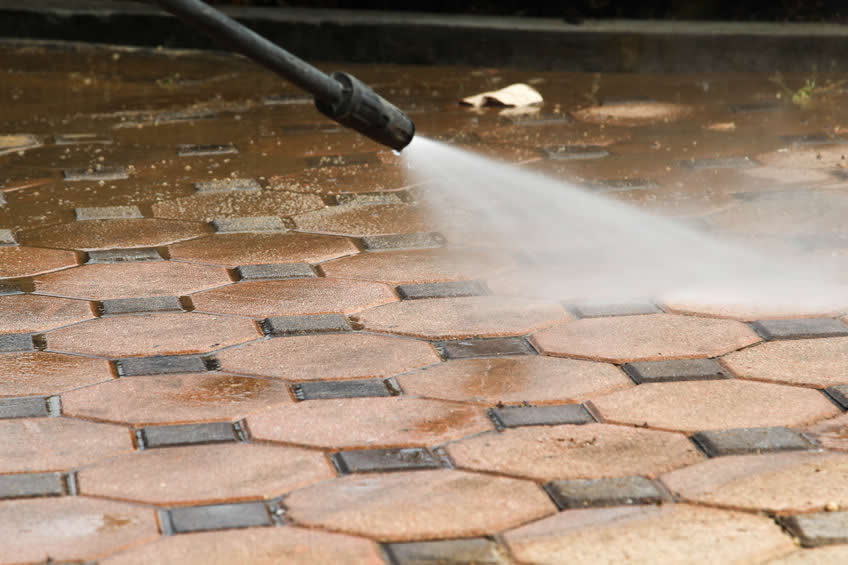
left=2, top=40, right=848, bottom=563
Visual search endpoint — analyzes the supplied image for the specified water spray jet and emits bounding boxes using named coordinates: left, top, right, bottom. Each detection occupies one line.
left=156, top=0, right=415, bottom=151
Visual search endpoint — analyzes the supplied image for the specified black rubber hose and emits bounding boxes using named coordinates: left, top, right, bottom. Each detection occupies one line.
left=156, top=0, right=343, bottom=105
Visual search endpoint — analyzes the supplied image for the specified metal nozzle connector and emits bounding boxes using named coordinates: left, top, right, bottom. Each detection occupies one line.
left=315, top=72, right=415, bottom=152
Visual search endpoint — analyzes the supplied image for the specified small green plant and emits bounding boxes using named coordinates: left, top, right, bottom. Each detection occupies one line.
left=769, top=72, right=846, bottom=109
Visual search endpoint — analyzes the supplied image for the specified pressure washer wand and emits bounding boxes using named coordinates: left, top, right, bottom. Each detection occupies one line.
left=156, top=0, right=415, bottom=151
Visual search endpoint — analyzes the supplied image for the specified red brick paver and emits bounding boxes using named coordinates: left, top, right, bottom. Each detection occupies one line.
left=397, top=356, right=632, bottom=405
left=286, top=469, right=556, bottom=541
left=46, top=312, right=261, bottom=357
left=34, top=261, right=231, bottom=300
left=590, top=380, right=839, bottom=432
left=723, top=337, right=848, bottom=387
left=79, top=443, right=333, bottom=505
left=447, top=424, right=702, bottom=481
left=503, top=504, right=794, bottom=565
left=359, top=296, right=569, bottom=339
left=62, top=373, right=291, bottom=425
left=20, top=219, right=209, bottom=250
left=532, top=314, right=761, bottom=362
left=0, top=246, right=78, bottom=279
left=100, top=527, right=384, bottom=565
left=218, top=333, right=439, bottom=381
left=192, top=278, right=396, bottom=317
left=0, top=351, right=113, bottom=396
left=168, top=232, right=357, bottom=267
left=0, top=418, right=132, bottom=472
left=0, top=497, right=159, bottom=564
left=248, top=397, right=491, bottom=449
left=0, top=294, right=93, bottom=333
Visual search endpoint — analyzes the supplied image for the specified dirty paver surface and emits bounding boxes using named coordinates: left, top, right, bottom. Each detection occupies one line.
left=2, top=40, right=848, bottom=564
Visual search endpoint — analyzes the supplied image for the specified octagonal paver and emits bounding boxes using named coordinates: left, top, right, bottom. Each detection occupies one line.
left=191, top=279, right=396, bottom=318
left=0, top=294, right=93, bottom=334
left=217, top=333, right=439, bottom=381
left=79, top=443, right=333, bottom=505
left=0, top=246, right=78, bottom=279
left=34, top=261, right=231, bottom=300
left=359, top=296, right=569, bottom=339
left=45, top=312, right=260, bottom=357
left=663, top=452, right=848, bottom=513
left=248, top=397, right=491, bottom=449
left=661, top=289, right=846, bottom=321
left=19, top=219, right=208, bottom=250
left=0, top=352, right=113, bottom=397
left=397, top=356, right=631, bottom=405
left=292, top=204, right=433, bottom=236
left=446, top=423, right=702, bottom=481
left=100, top=527, right=384, bottom=565
left=806, top=413, right=848, bottom=451
left=0, top=417, right=132, bottom=472
left=151, top=190, right=325, bottom=221
left=168, top=233, right=357, bottom=267
left=723, top=337, right=848, bottom=387
left=532, top=313, right=761, bottom=363
left=286, top=469, right=555, bottom=542
left=503, top=504, right=793, bottom=565
left=320, top=248, right=507, bottom=284
left=62, top=373, right=291, bottom=425
left=0, top=497, right=159, bottom=565
left=590, top=380, right=839, bottom=432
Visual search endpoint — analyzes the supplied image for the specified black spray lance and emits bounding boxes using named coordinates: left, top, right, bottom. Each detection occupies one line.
left=156, top=0, right=415, bottom=151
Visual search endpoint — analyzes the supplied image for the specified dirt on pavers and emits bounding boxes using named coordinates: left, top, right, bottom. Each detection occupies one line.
left=3, top=40, right=848, bottom=563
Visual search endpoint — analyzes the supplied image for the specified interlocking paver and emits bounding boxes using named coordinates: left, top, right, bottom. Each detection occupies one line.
left=782, top=511, right=848, bottom=547
left=177, top=143, right=238, bottom=156
left=806, top=412, right=848, bottom=451
left=168, top=233, right=357, bottom=267
left=217, top=333, right=438, bottom=381
left=35, top=261, right=230, bottom=300
left=166, top=502, right=272, bottom=533
left=0, top=497, right=158, bottom=564
left=358, top=233, right=447, bottom=251
left=194, top=178, right=261, bottom=193
left=542, top=144, right=609, bottom=160
left=0, top=281, right=21, bottom=295
left=545, top=476, right=670, bottom=509
left=333, top=448, right=442, bottom=474
left=79, top=443, right=333, bottom=505
left=751, top=318, right=848, bottom=340
left=116, top=355, right=208, bottom=376
left=0, top=472, right=66, bottom=499
left=0, top=294, right=93, bottom=334
left=661, top=292, right=844, bottom=321
left=385, top=538, right=508, bottom=565
left=692, top=427, right=816, bottom=457
left=571, top=301, right=662, bottom=317
left=248, top=397, right=491, bottom=449
left=0, top=396, right=52, bottom=419
left=192, top=278, right=396, bottom=317
left=100, top=295, right=184, bottom=315
left=590, top=380, right=840, bottom=432
left=75, top=206, right=143, bottom=221
left=723, top=338, right=848, bottom=387
left=0, top=246, right=78, bottom=278
left=376, top=356, right=632, bottom=405
left=45, top=312, right=261, bottom=357
left=622, top=358, right=729, bottom=384
left=139, top=422, right=238, bottom=448
left=0, top=333, right=35, bottom=352
left=153, top=190, right=325, bottom=222
left=0, top=352, right=113, bottom=397
left=503, top=504, right=794, bottom=565
left=662, top=452, right=848, bottom=512
left=20, top=219, right=208, bottom=250
left=0, top=417, right=132, bottom=472
left=235, top=262, right=316, bottom=280
left=532, top=314, right=761, bottom=363
left=489, top=404, right=595, bottom=428
left=261, top=313, right=352, bottom=336
left=99, top=527, right=384, bottom=565
left=286, top=469, right=555, bottom=541
left=446, top=424, right=702, bottom=481
left=827, top=386, right=848, bottom=409
left=62, top=373, right=291, bottom=425
left=63, top=166, right=129, bottom=181
left=359, top=296, right=569, bottom=339
left=436, top=337, right=535, bottom=359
